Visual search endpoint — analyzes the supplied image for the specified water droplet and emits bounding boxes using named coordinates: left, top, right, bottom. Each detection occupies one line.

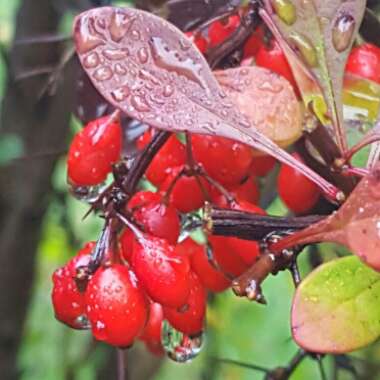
left=68, top=182, right=107, bottom=203
left=83, top=52, right=100, bottom=68
left=239, top=118, right=251, bottom=128
left=161, top=321, right=204, bottom=363
left=74, top=315, right=91, bottom=330
left=332, top=13, right=355, bottom=52
left=272, top=0, right=297, bottom=25
left=163, top=84, right=174, bottom=97
left=137, top=47, right=149, bottom=63
left=131, top=95, right=150, bottom=112
left=139, top=69, right=160, bottom=85
left=109, top=10, right=134, bottom=42
left=149, top=36, right=207, bottom=90
left=93, top=66, right=113, bottom=81
left=131, top=30, right=141, bottom=41
left=102, top=48, right=129, bottom=60
left=289, top=32, right=318, bottom=67
left=111, top=85, right=130, bottom=102
left=76, top=17, right=105, bottom=54
left=114, top=63, right=127, bottom=75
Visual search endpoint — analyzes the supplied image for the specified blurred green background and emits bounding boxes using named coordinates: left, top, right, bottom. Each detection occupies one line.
left=1, top=1, right=379, bottom=380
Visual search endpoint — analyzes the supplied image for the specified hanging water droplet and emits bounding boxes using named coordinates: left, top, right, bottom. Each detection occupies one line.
left=74, top=315, right=91, bottom=330
left=68, top=182, right=107, bottom=203
left=93, top=66, right=113, bottom=81
left=332, top=13, right=355, bottom=52
left=161, top=320, right=204, bottom=363
left=258, top=80, right=284, bottom=94
left=111, top=85, right=130, bottom=102
left=102, top=48, right=129, bottom=60
left=131, top=95, right=150, bottom=112
left=272, top=0, right=297, bottom=25
left=137, top=47, right=149, bottom=63
left=83, top=52, right=100, bottom=68
left=289, top=32, right=318, bottom=67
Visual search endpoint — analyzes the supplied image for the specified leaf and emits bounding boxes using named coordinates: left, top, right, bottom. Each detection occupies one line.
left=262, top=0, right=366, bottom=152
left=271, top=162, right=380, bottom=271
left=292, top=256, right=380, bottom=353
left=214, top=66, right=303, bottom=149
left=73, top=6, right=338, bottom=199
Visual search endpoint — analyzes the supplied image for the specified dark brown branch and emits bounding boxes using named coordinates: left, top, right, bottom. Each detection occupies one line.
left=205, top=206, right=324, bottom=241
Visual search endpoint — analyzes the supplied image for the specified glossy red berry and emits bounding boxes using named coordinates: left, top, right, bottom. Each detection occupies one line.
left=51, top=242, right=94, bottom=329
left=128, top=191, right=180, bottom=245
left=256, top=40, right=298, bottom=94
left=163, top=272, right=206, bottom=336
left=85, top=265, right=148, bottom=347
left=208, top=236, right=248, bottom=277
left=192, top=134, right=253, bottom=186
left=185, top=31, right=208, bottom=54
left=243, top=27, right=264, bottom=59
left=67, top=116, right=122, bottom=186
left=138, top=130, right=186, bottom=186
left=346, top=43, right=380, bottom=84
left=132, top=235, right=191, bottom=308
left=250, top=155, right=277, bottom=177
left=277, top=153, right=320, bottom=214
left=119, top=228, right=135, bottom=262
left=159, top=166, right=209, bottom=213
left=139, top=302, right=164, bottom=355
left=209, top=15, right=240, bottom=47
left=177, top=238, right=230, bottom=293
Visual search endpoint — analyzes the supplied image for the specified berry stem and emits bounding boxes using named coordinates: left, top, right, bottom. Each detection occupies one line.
left=117, top=349, right=127, bottom=380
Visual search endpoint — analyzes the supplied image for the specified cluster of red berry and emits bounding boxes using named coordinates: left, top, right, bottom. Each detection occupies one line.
left=52, top=9, right=380, bottom=357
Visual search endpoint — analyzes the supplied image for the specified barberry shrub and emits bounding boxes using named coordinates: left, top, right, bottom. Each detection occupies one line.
left=49, top=0, right=380, bottom=378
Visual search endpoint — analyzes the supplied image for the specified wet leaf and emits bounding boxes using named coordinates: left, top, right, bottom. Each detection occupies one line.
left=263, top=0, right=366, bottom=152
left=271, top=162, right=380, bottom=271
left=292, top=256, right=380, bottom=353
left=214, top=66, right=303, bottom=149
left=73, top=6, right=337, bottom=198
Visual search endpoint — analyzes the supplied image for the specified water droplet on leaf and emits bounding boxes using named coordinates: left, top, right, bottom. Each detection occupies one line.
left=332, top=13, right=355, bottom=52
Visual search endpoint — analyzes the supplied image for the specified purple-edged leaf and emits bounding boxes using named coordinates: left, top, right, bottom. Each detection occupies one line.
left=73, top=6, right=337, bottom=198
left=292, top=256, right=380, bottom=353
left=272, top=162, right=380, bottom=271
left=263, top=0, right=366, bottom=152
left=215, top=66, right=303, bottom=149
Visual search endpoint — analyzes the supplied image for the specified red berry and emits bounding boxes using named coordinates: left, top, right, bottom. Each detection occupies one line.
left=209, top=15, right=240, bottom=47
left=250, top=155, right=277, bottom=177
left=256, top=40, right=298, bottom=94
left=159, top=166, right=209, bottom=213
left=140, top=302, right=164, bottom=355
left=138, top=131, right=186, bottom=186
left=177, top=238, right=230, bottom=293
left=185, top=31, right=208, bottom=53
left=346, top=43, right=380, bottom=84
left=208, top=236, right=248, bottom=277
left=132, top=235, right=191, bottom=308
left=128, top=191, right=180, bottom=245
left=68, top=116, right=122, bottom=186
left=85, top=265, right=148, bottom=347
left=163, top=272, right=206, bottom=336
left=51, top=242, right=94, bottom=329
left=120, top=228, right=135, bottom=262
left=192, top=134, right=253, bottom=186
left=243, top=27, right=264, bottom=59
left=277, top=153, right=320, bottom=214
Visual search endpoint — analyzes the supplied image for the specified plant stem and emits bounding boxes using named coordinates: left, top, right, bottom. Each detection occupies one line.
left=117, top=349, right=126, bottom=380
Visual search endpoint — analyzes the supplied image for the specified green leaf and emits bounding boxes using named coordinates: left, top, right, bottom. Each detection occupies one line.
left=292, top=256, right=380, bottom=354
left=264, top=0, right=366, bottom=152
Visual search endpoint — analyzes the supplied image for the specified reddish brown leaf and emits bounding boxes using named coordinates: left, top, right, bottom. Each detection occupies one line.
left=73, top=6, right=338, bottom=200
left=271, top=163, right=380, bottom=271
left=215, top=66, right=303, bottom=149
